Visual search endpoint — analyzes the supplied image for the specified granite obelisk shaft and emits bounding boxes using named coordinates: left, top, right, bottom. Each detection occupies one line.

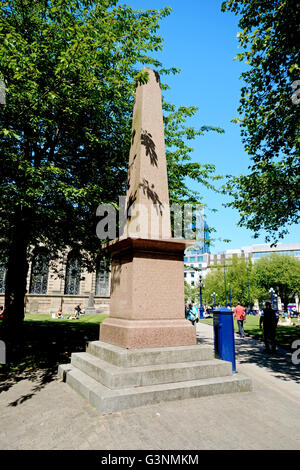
left=124, top=68, right=171, bottom=240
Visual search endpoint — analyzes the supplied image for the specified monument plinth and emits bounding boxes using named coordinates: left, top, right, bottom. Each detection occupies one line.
left=100, top=237, right=195, bottom=348
left=99, top=68, right=196, bottom=349
left=85, top=292, right=97, bottom=315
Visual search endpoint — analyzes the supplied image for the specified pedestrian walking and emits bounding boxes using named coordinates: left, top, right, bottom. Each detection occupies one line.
left=192, top=304, right=199, bottom=323
left=74, top=303, right=82, bottom=319
left=233, top=302, right=246, bottom=338
left=259, top=301, right=278, bottom=353
left=185, top=303, right=198, bottom=325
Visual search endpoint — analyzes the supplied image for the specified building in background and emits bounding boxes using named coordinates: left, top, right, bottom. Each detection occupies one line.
left=0, top=249, right=110, bottom=315
left=206, top=242, right=300, bottom=267
left=184, top=221, right=211, bottom=287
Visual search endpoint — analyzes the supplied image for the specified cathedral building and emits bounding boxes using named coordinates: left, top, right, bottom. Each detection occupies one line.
left=0, top=249, right=110, bottom=315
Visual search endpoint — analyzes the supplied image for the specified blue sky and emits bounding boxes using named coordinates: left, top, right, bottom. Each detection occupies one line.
left=125, top=0, right=299, bottom=252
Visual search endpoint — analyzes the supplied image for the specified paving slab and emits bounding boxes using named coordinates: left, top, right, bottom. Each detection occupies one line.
left=0, top=322, right=299, bottom=450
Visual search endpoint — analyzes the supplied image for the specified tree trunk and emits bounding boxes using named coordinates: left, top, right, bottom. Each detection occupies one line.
left=3, top=207, right=31, bottom=329
left=282, top=296, right=289, bottom=313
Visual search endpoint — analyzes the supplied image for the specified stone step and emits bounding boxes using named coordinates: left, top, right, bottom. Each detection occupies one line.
left=86, top=341, right=214, bottom=367
left=58, top=363, right=252, bottom=415
left=70, top=352, right=233, bottom=389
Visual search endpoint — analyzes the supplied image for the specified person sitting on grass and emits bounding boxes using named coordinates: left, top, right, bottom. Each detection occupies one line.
left=57, top=307, right=63, bottom=319
left=278, top=313, right=292, bottom=326
left=68, top=313, right=77, bottom=320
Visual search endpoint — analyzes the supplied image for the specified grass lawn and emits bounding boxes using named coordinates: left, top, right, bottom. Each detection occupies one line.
left=0, top=313, right=108, bottom=379
left=200, top=315, right=300, bottom=350
left=25, top=313, right=107, bottom=324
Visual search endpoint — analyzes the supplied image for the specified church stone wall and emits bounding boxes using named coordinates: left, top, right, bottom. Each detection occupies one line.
left=0, top=259, right=110, bottom=315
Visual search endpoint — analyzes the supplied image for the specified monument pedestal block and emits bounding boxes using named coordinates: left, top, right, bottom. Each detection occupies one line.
left=99, top=237, right=196, bottom=349
left=100, top=318, right=196, bottom=349
left=85, top=307, right=97, bottom=315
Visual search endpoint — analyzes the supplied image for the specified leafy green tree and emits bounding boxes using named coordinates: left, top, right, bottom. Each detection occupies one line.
left=252, top=253, right=300, bottom=310
left=184, top=281, right=198, bottom=304
left=221, top=0, right=300, bottom=243
left=0, top=0, right=223, bottom=327
left=164, top=101, right=223, bottom=209
left=202, top=256, right=258, bottom=308
left=201, top=267, right=225, bottom=307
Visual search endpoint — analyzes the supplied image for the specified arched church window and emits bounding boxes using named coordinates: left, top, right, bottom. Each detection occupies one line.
left=0, top=264, right=6, bottom=294
left=29, top=249, right=50, bottom=295
left=95, top=259, right=110, bottom=297
left=64, top=252, right=81, bottom=295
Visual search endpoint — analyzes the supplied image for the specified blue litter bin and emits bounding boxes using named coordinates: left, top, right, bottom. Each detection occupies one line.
left=213, top=307, right=237, bottom=373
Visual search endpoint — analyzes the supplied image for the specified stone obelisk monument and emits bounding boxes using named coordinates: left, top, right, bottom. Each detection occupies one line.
left=58, top=68, right=252, bottom=414
left=100, top=68, right=196, bottom=349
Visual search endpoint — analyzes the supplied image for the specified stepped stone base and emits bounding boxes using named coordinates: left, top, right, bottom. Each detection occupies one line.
left=58, top=341, right=252, bottom=415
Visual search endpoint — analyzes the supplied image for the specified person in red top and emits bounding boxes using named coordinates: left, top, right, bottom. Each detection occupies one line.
left=234, top=302, right=246, bottom=338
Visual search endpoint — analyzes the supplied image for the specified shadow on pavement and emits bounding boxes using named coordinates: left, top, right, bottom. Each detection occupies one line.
left=4, top=367, right=58, bottom=407
left=197, top=323, right=300, bottom=385
left=0, top=318, right=103, bottom=404
left=235, top=337, right=300, bottom=384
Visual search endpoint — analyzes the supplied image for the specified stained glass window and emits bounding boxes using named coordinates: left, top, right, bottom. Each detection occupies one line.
left=0, top=264, right=6, bottom=294
left=95, top=259, right=110, bottom=297
left=29, top=250, right=50, bottom=295
left=64, top=253, right=81, bottom=295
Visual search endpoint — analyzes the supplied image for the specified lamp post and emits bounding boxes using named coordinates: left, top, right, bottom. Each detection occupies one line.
left=228, top=282, right=232, bottom=309
left=246, top=258, right=251, bottom=310
left=199, top=275, right=205, bottom=319
left=211, top=292, right=217, bottom=309
left=269, top=287, right=275, bottom=309
left=274, top=294, right=278, bottom=312
left=224, top=263, right=227, bottom=307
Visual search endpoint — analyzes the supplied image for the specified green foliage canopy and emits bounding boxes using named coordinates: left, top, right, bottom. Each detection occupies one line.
left=186, top=253, right=300, bottom=310
left=221, top=0, right=300, bottom=243
left=0, top=0, right=223, bottom=262
left=252, top=253, right=300, bottom=309
left=0, top=0, right=171, bottom=265
left=0, top=0, right=223, bottom=325
left=201, top=256, right=257, bottom=307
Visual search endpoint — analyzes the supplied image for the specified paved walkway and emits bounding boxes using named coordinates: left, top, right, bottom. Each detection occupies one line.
left=0, top=322, right=299, bottom=450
